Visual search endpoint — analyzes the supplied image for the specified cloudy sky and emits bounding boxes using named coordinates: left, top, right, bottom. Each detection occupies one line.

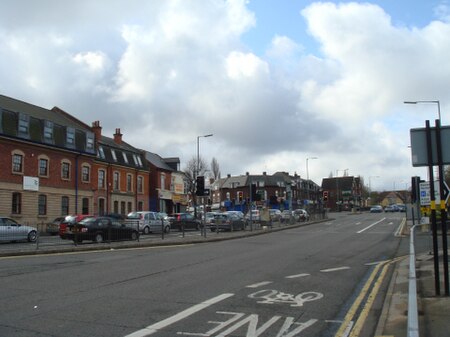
left=1, top=0, right=449, bottom=191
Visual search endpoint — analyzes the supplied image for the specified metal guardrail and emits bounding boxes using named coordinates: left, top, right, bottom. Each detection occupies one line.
left=408, top=223, right=420, bottom=337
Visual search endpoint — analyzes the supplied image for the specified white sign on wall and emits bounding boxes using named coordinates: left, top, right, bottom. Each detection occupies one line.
left=23, top=176, right=39, bottom=191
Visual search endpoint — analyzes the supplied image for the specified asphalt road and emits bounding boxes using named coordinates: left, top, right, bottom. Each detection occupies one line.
left=0, top=212, right=414, bottom=337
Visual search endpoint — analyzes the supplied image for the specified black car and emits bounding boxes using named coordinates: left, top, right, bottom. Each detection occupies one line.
left=210, top=212, right=245, bottom=232
left=171, top=213, right=202, bottom=231
left=66, top=217, right=139, bottom=243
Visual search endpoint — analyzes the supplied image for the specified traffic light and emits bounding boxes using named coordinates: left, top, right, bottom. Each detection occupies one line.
left=323, top=190, right=328, bottom=201
left=196, top=176, right=205, bottom=196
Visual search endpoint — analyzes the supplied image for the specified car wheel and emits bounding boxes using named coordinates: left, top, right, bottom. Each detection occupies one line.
left=131, top=231, right=138, bottom=241
left=94, top=233, right=103, bottom=243
left=27, top=230, right=37, bottom=242
left=143, top=226, right=150, bottom=235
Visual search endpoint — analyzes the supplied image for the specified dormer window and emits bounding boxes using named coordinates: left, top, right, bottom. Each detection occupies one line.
left=18, top=113, right=29, bottom=137
left=111, top=149, right=117, bottom=161
left=122, top=152, right=129, bottom=164
left=66, top=127, right=75, bottom=146
left=44, top=120, right=53, bottom=143
left=86, top=133, right=94, bottom=151
left=98, top=146, right=105, bottom=159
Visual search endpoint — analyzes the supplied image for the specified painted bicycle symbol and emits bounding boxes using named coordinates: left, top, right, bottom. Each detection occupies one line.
left=248, top=289, right=323, bottom=307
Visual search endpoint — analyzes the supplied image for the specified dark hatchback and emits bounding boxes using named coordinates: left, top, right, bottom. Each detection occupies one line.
left=171, top=213, right=202, bottom=231
left=210, top=212, right=245, bottom=232
left=66, top=217, right=139, bottom=243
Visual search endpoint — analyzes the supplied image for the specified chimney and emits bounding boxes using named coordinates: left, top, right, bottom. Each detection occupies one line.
left=227, top=174, right=231, bottom=178
left=91, top=121, right=102, bottom=142
left=114, top=128, right=123, bottom=145
left=246, top=172, right=249, bottom=176
left=263, top=172, right=267, bottom=175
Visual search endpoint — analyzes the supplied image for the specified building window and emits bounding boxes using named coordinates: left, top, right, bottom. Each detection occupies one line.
left=82, top=198, right=89, bottom=214
left=120, top=201, right=126, bottom=215
left=38, top=194, right=47, bottom=215
left=98, top=169, right=106, bottom=189
left=138, top=201, right=143, bottom=211
left=122, top=152, right=129, bottom=164
left=113, top=171, right=120, bottom=190
left=12, top=192, right=22, bottom=214
left=160, top=173, right=166, bottom=190
left=98, top=146, right=105, bottom=159
left=86, top=133, right=94, bottom=151
left=111, top=149, right=117, bottom=161
left=98, top=198, right=105, bottom=216
left=81, top=165, right=90, bottom=183
left=12, top=153, right=24, bottom=174
left=39, top=158, right=49, bottom=177
left=114, top=201, right=119, bottom=214
left=61, top=196, right=69, bottom=215
left=66, top=127, right=75, bottom=146
left=61, top=161, right=71, bottom=180
left=18, top=113, right=29, bottom=135
left=44, top=120, right=53, bottom=143
left=127, top=202, right=132, bottom=214
left=137, top=176, right=143, bottom=193
left=127, top=174, right=132, bottom=192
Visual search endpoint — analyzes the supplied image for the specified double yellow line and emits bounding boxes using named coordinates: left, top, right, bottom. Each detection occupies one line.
left=334, top=257, right=402, bottom=337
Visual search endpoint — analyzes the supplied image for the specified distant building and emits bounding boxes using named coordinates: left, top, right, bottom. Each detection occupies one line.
left=321, top=176, right=363, bottom=211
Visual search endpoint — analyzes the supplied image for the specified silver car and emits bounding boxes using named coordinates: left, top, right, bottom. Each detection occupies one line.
left=126, top=211, right=170, bottom=234
left=0, top=217, right=38, bottom=242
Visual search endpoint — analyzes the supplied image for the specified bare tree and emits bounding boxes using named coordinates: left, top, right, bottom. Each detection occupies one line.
left=211, top=157, right=221, bottom=181
left=183, top=155, right=209, bottom=201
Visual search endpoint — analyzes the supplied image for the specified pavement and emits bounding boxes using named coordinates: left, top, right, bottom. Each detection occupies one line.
left=375, top=222, right=450, bottom=337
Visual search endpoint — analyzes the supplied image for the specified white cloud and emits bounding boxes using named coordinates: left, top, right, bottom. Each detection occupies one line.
left=0, top=0, right=447, bottom=190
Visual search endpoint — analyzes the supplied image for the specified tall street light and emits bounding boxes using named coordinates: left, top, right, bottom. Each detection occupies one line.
left=195, top=134, right=213, bottom=233
left=197, top=134, right=213, bottom=178
left=306, top=157, right=318, bottom=206
left=404, top=100, right=441, bottom=121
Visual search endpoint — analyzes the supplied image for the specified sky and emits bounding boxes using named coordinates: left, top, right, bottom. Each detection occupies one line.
left=1, top=0, right=449, bottom=192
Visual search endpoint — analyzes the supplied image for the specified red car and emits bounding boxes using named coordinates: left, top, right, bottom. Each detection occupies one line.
left=59, top=214, right=93, bottom=239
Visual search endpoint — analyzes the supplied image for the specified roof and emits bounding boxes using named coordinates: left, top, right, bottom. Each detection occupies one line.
left=0, top=94, right=95, bottom=155
left=145, top=152, right=174, bottom=171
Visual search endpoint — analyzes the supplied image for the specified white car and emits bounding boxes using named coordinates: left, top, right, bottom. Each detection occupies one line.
left=0, top=217, right=37, bottom=242
left=126, top=211, right=170, bottom=234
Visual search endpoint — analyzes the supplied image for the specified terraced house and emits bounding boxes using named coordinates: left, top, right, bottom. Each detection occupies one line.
left=0, top=95, right=173, bottom=229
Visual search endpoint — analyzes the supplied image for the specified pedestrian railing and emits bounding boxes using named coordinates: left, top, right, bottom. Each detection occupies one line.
left=408, top=223, right=420, bottom=337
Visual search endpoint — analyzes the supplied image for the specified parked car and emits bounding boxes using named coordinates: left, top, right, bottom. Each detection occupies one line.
left=269, top=209, right=282, bottom=222
left=210, top=212, right=245, bottom=231
left=370, top=205, right=383, bottom=213
left=245, top=210, right=261, bottom=222
left=66, top=216, right=139, bottom=243
left=171, top=213, right=202, bottom=231
left=384, top=205, right=399, bottom=212
left=59, top=214, right=94, bottom=239
left=0, top=217, right=38, bottom=243
left=397, top=204, right=406, bottom=212
left=104, top=213, right=126, bottom=221
left=225, top=211, right=245, bottom=220
left=46, top=216, right=65, bottom=235
left=205, top=212, right=218, bottom=226
left=294, top=209, right=310, bottom=222
left=280, top=210, right=294, bottom=222
left=126, top=211, right=170, bottom=234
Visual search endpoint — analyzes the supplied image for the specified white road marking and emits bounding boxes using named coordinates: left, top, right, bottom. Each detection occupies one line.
left=357, top=218, right=386, bottom=233
left=124, top=293, right=234, bottom=337
left=285, top=273, right=310, bottom=279
left=246, top=281, right=272, bottom=288
left=320, top=266, right=350, bottom=273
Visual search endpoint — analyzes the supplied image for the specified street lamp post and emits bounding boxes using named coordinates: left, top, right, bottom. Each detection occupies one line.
left=195, top=134, right=213, bottom=224
left=404, top=100, right=441, bottom=121
left=306, top=157, right=318, bottom=208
